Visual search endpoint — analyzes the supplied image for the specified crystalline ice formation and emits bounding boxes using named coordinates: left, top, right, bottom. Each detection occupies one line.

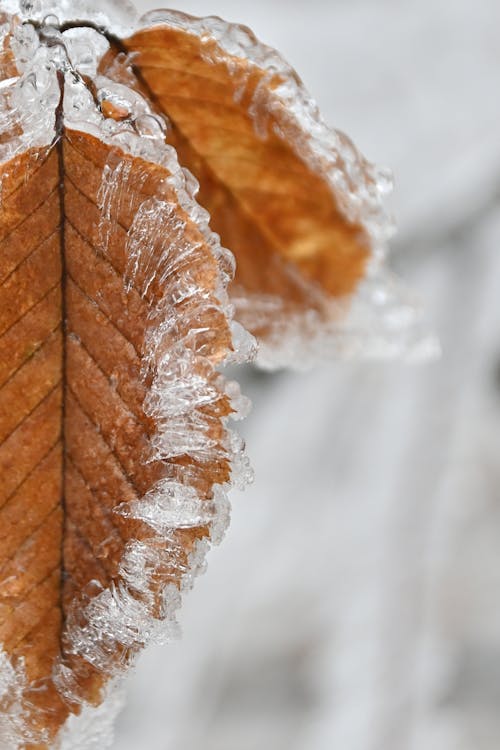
left=0, top=651, right=43, bottom=748
left=239, top=268, right=440, bottom=370
left=56, top=683, right=125, bottom=750
left=2, top=0, right=138, bottom=35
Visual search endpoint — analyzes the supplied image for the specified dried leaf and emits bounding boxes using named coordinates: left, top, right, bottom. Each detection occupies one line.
left=120, top=11, right=395, bottom=365
left=0, top=11, right=251, bottom=748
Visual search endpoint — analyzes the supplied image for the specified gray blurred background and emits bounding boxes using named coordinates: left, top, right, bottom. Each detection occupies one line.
left=113, top=2, right=500, bottom=749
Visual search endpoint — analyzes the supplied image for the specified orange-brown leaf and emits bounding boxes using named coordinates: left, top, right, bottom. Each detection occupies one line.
left=122, top=14, right=382, bottom=347
left=0, top=99, right=240, bottom=749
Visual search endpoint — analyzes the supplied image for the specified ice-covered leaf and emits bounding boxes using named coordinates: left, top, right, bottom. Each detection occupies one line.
left=0, top=11, right=250, bottom=748
left=120, top=11, right=431, bottom=368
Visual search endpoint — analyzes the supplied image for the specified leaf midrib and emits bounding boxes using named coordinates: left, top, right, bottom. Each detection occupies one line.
left=55, top=68, right=68, bottom=654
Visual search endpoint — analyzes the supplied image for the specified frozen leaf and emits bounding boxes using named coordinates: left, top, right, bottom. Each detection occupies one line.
left=120, top=11, right=433, bottom=367
left=0, top=10, right=249, bottom=748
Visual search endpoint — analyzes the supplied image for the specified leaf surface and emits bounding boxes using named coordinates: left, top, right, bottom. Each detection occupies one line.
left=120, top=12, right=391, bottom=356
left=0, top=17, right=245, bottom=746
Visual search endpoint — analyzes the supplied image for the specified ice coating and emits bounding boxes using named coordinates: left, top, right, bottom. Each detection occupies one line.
left=1, top=0, right=138, bottom=36
left=0, top=650, right=44, bottom=747
left=56, top=683, right=125, bottom=750
left=3, top=3, right=394, bottom=244
left=0, top=10, right=253, bottom=748
left=0, top=21, right=58, bottom=168
left=233, top=269, right=440, bottom=370
left=61, top=23, right=254, bottom=655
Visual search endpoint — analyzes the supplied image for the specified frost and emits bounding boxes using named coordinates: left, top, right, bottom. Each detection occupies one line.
left=116, top=481, right=220, bottom=533
left=3, top=0, right=138, bottom=36
left=0, top=649, right=44, bottom=748
left=236, top=269, right=440, bottom=371
left=57, top=683, right=125, bottom=750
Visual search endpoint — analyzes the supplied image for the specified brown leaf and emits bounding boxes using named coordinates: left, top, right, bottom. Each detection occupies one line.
left=120, top=11, right=390, bottom=355
left=0, top=16, right=246, bottom=747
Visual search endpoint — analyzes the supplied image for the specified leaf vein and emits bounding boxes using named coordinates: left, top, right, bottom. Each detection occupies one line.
left=0, top=380, right=61, bottom=452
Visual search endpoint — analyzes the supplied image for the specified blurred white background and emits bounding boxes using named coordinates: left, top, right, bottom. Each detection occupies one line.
left=112, top=2, right=500, bottom=749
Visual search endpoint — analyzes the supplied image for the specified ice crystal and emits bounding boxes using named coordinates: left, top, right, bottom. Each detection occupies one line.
left=0, top=651, right=44, bottom=747
left=57, top=682, right=125, bottom=750
left=3, top=0, right=138, bottom=35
